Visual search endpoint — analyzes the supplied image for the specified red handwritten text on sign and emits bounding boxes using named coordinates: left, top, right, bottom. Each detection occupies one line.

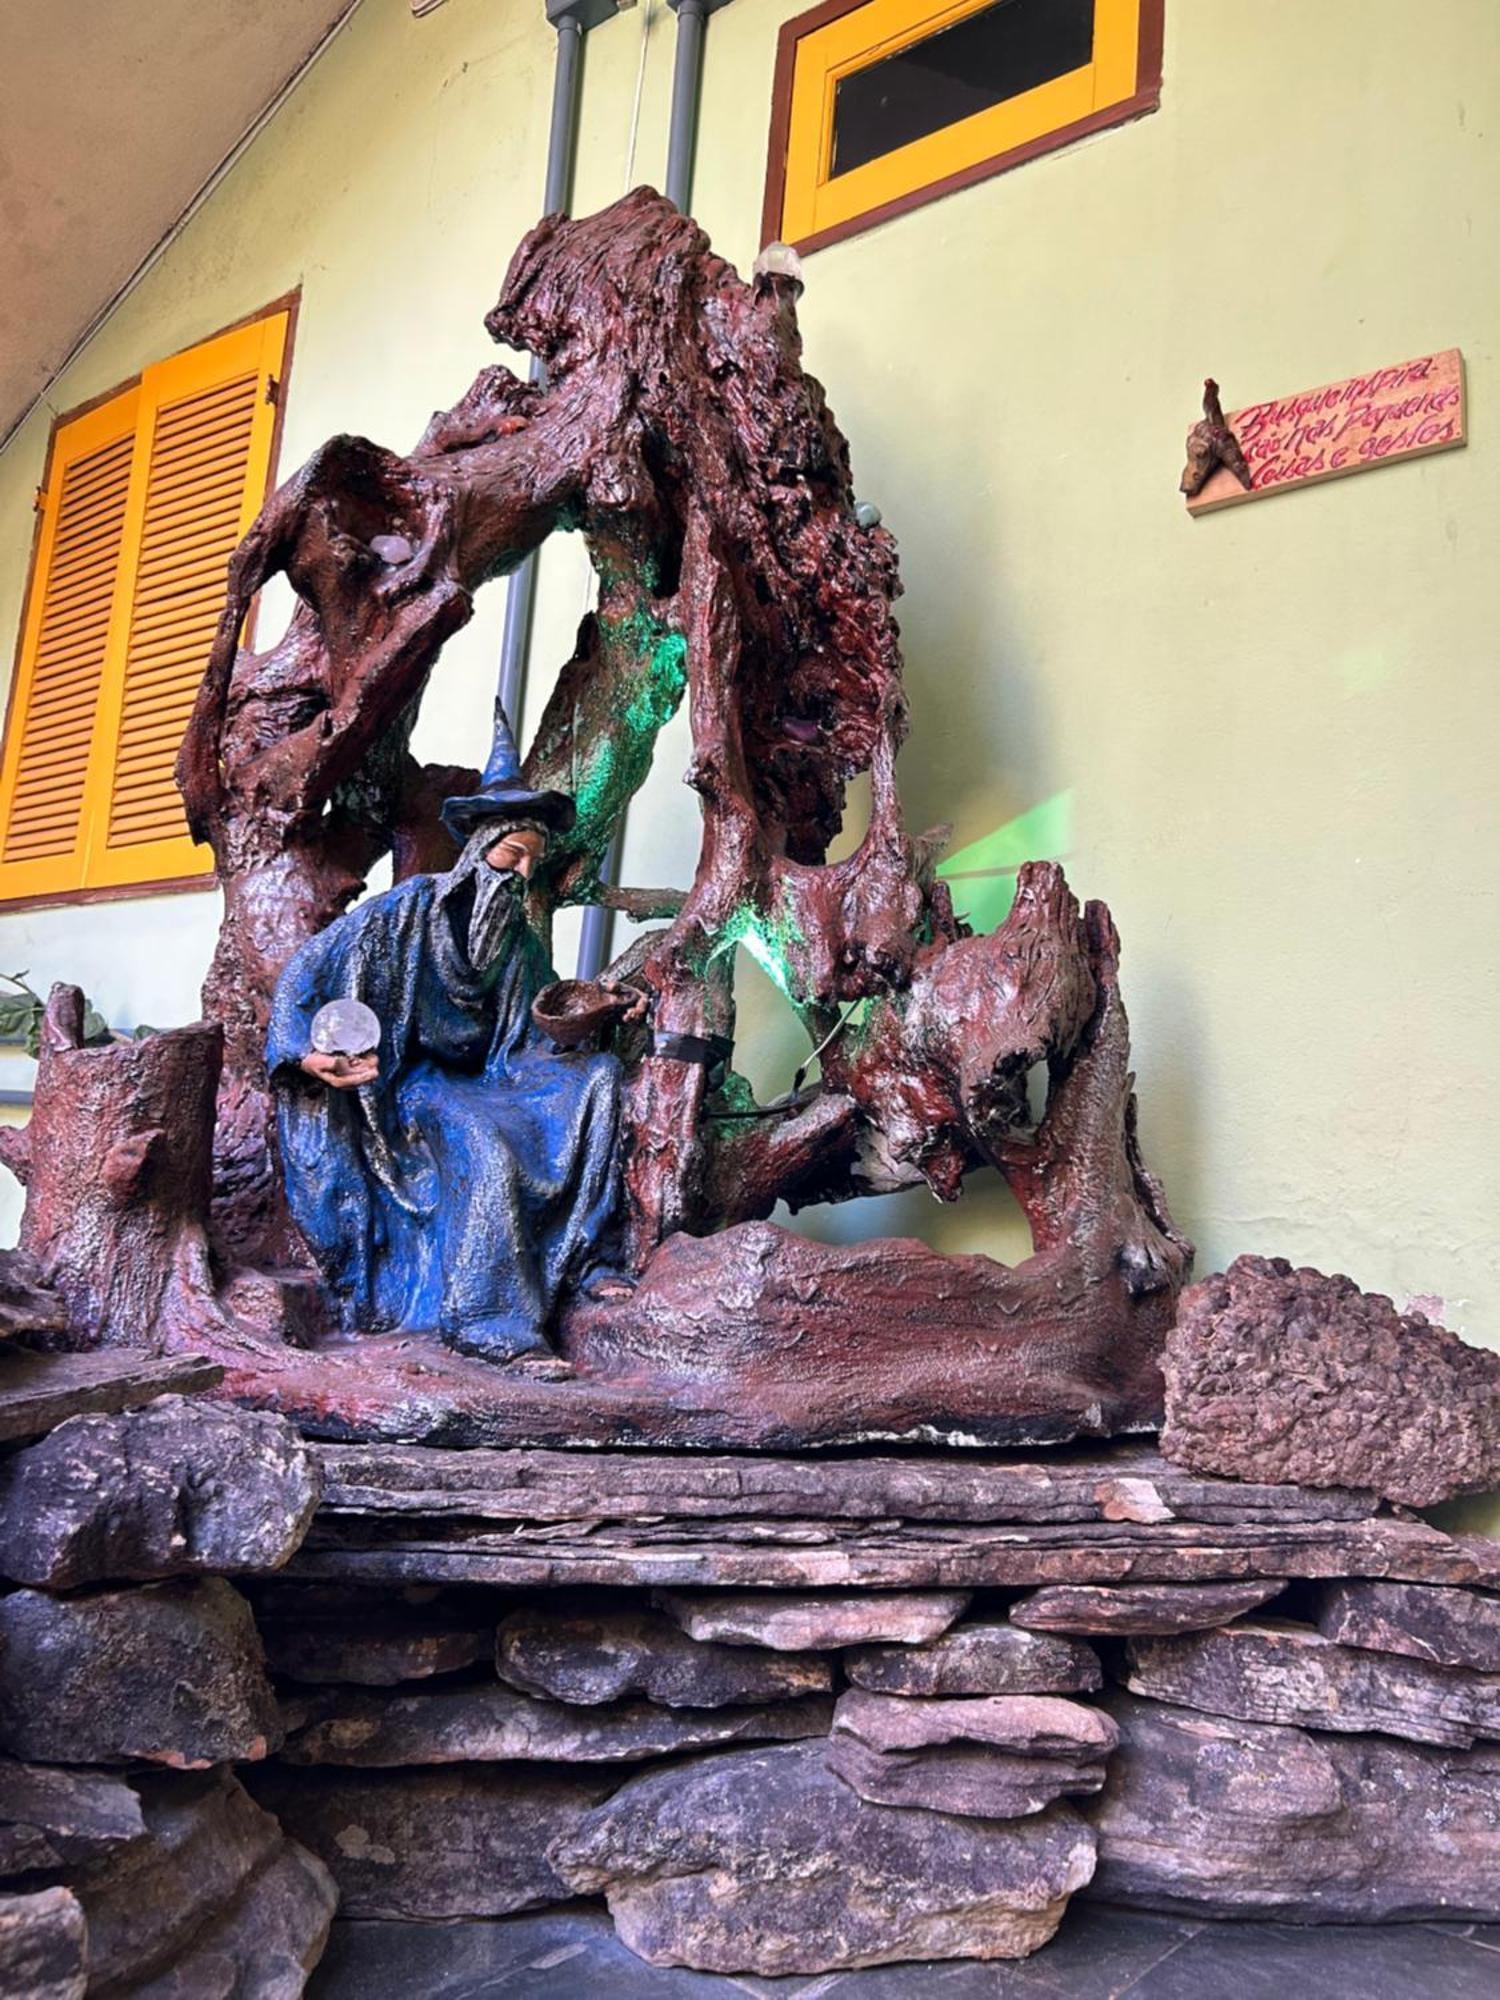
left=1186, top=348, right=1466, bottom=515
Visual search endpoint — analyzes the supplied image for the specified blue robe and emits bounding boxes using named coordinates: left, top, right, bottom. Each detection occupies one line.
left=267, top=871, right=622, bottom=1358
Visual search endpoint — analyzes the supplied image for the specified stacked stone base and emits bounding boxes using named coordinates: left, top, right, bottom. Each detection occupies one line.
left=0, top=1347, right=1497, bottom=1989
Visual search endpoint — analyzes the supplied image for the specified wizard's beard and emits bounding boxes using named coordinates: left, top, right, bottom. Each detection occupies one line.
left=453, top=830, right=524, bottom=973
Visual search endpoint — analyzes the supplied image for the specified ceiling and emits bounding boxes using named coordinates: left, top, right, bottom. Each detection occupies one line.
left=0, top=0, right=361, bottom=450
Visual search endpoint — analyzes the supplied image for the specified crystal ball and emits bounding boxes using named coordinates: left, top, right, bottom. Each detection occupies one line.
left=310, top=998, right=382, bottom=1057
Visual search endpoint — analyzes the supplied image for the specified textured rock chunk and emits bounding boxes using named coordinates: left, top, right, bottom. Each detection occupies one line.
left=496, top=1604, right=831, bottom=1707
left=844, top=1620, right=1102, bottom=1697
left=0, top=1396, right=320, bottom=1587
left=1010, top=1579, right=1284, bottom=1635
left=1161, top=1255, right=1500, bottom=1505
left=551, top=1739, right=1097, bottom=1972
left=281, top=1680, right=831, bottom=1766
left=828, top=1691, right=1118, bottom=1817
left=0, top=1761, right=145, bottom=1875
left=250, top=1765, right=615, bottom=1919
left=0, top=1579, right=280, bottom=1767
left=1091, top=1692, right=1500, bottom=1921
left=0, top=1887, right=85, bottom=2000
left=1124, top=1620, right=1500, bottom=1748
left=66, top=1769, right=324, bottom=1995
left=124, top=1838, right=336, bottom=2000
left=1317, top=1579, right=1500, bottom=1673
left=653, top=1588, right=970, bottom=1650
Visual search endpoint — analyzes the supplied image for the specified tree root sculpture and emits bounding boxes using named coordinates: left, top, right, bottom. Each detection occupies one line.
left=0, top=188, right=1191, bottom=1445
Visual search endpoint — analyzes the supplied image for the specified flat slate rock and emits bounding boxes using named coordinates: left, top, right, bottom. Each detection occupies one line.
left=1010, top=1579, right=1285, bottom=1636
left=0, top=1578, right=281, bottom=1767
left=0, top=1349, right=221, bottom=1444
left=0, top=1395, right=320, bottom=1588
left=1317, top=1578, right=1500, bottom=1673
left=1162, top=1254, right=1500, bottom=1506
left=496, top=1604, right=831, bottom=1708
left=288, top=1508, right=1495, bottom=1593
left=831, top=1689, right=1120, bottom=1760
left=653, top=1588, right=971, bottom=1650
left=0, top=1887, right=85, bottom=2000
left=281, top=1681, right=833, bottom=1766
left=313, top=1441, right=1379, bottom=1527
left=844, top=1619, right=1103, bottom=1697
left=1124, top=1619, right=1500, bottom=1748
left=1091, top=1691, right=1500, bottom=1921
left=0, top=1760, right=145, bottom=1876
left=828, top=1691, right=1118, bottom=1818
left=551, top=1738, right=1097, bottom=1972
left=250, top=1765, right=617, bottom=1920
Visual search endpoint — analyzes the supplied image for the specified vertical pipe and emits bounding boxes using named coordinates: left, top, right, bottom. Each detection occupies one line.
left=577, top=0, right=718, bottom=980
left=664, top=0, right=706, bottom=210
left=496, top=13, right=585, bottom=729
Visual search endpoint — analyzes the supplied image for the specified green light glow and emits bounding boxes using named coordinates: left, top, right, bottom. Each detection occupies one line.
left=710, top=900, right=805, bottom=1000
left=935, top=789, right=1074, bottom=933
left=569, top=604, right=689, bottom=856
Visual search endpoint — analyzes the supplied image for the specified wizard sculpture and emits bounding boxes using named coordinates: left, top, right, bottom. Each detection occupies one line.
left=267, top=702, right=633, bottom=1368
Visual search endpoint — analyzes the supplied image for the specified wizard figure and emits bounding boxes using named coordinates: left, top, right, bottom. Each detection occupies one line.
left=268, top=702, right=632, bottom=1369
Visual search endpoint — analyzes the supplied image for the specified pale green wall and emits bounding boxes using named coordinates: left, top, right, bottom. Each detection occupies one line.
left=0, top=0, right=1495, bottom=1356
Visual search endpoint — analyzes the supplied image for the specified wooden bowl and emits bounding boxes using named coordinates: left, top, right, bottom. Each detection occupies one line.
left=531, top=979, right=633, bottom=1049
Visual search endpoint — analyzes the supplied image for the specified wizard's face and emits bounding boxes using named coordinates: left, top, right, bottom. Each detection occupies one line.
left=484, top=825, right=547, bottom=880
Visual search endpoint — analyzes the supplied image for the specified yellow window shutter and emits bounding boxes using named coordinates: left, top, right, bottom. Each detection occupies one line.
left=0, top=391, right=138, bottom=899
left=84, top=310, right=288, bottom=890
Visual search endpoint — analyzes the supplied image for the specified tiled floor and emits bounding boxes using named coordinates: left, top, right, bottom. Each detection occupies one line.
left=310, top=1904, right=1500, bottom=1998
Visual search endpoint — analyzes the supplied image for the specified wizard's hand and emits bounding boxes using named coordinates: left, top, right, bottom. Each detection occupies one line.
left=601, top=979, right=650, bottom=1024
left=301, top=1050, right=379, bottom=1091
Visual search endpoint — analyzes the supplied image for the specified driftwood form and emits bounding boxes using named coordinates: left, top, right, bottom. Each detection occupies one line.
left=4, top=189, right=1188, bottom=1443
left=0, top=986, right=223, bottom=1350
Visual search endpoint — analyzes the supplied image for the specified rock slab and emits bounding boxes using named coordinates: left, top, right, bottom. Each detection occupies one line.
left=1091, top=1692, right=1500, bottom=1921
left=1124, top=1620, right=1500, bottom=1749
left=0, top=1349, right=221, bottom=1445
left=1317, top=1578, right=1500, bottom=1673
left=1010, top=1579, right=1285, bottom=1635
left=0, top=1579, right=281, bottom=1767
left=251, top=1765, right=616, bottom=1920
left=0, top=1395, right=321, bottom=1587
left=844, top=1620, right=1102, bottom=1697
left=282, top=1681, right=832, bottom=1766
left=551, top=1739, right=1097, bottom=1972
left=1161, top=1255, right=1500, bottom=1505
left=496, top=1604, right=830, bottom=1708
left=828, top=1691, right=1118, bottom=1818
left=653, top=1588, right=971, bottom=1651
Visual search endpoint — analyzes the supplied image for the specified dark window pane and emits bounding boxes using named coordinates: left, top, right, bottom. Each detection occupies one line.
left=831, top=0, right=1096, bottom=179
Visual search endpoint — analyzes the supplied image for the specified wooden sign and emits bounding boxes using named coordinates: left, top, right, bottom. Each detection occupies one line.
left=1186, top=348, right=1466, bottom=514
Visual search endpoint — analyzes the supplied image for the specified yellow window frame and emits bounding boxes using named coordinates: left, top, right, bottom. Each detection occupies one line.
left=769, top=0, right=1160, bottom=252
left=0, top=307, right=289, bottom=906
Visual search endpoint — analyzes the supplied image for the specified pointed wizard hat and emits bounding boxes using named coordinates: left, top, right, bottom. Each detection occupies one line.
left=441, top=698, right=576, bottom=842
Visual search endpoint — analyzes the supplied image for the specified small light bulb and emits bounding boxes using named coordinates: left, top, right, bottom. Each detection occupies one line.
left=753, top=241, right=804, bottom=286
left=854, top=500, right=882, bottom=529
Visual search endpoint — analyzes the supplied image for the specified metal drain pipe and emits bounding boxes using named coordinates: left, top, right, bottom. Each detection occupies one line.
left=575, top=0, right=731, bottom=980
left=496, top=0, right=624, bottom=729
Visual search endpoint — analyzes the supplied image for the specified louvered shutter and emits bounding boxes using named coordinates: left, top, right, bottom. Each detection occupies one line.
left=0, top=309, right=287, bottom=902
left=0, top=392, right=139, bottom=897
left=85, top=312, right=288, bottom=890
